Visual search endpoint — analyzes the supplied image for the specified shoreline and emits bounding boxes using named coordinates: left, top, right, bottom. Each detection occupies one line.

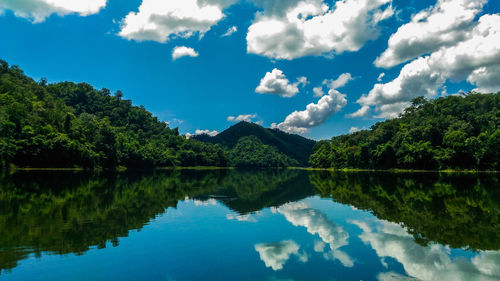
left=293, top=167, right=499, bottom=173
left=4, top=166, right=499, bottom=173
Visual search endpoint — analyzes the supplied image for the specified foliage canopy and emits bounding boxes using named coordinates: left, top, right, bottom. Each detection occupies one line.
left=310, top=93, right=500, bottom=170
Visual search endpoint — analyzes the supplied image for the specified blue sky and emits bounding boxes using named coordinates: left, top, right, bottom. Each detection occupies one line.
left=0, top=0, right=499, bottom=140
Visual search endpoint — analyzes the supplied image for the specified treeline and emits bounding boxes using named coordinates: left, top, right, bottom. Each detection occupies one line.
left=310, top=94, right=500, bottom=170
left=0, top=169, right=307, bottom=271
left=0, top=60, right=227, bottom=168
left=310, top=171, right=500, bottom=250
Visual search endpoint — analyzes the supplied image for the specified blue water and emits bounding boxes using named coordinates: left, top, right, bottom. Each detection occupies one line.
left=0, top=170, right=499, bottom=281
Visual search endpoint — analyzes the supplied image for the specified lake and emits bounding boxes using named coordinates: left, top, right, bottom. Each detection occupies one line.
left=0, top=169, right=499, bottom=281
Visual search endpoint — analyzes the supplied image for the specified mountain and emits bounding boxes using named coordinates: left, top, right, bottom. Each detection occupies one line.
left=193, top=121, right=316, bottom=166
left=310, top=93, right=500, bottom=170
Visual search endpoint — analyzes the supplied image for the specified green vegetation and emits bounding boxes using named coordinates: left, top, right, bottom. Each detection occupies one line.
left=229, top=135, right=299, bottom=167
left=0, top=169, right=308, bottom=272
left=194, top=121, right=315, bottom=166
left=0, top=60, right=313, bottom=168
left=2, top=169, right=499, bottom=273
left=0, top=60, right=227, bottom=169
left=310, top=94, right=500, bottom=170
left=3, top=59, right=498, bottom=170
left=310, top=171, right=500, bottom=250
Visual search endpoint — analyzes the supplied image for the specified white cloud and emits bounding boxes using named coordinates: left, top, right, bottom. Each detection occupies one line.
left=467, top=64, right=500, bottom=93
left=221, top=25, right=237, bottom=37
left=314, top=73, right=353, bottom=97
left=0, top=0, right=107, bottom=23
left=226, top=213, right=257, bottom=222
left=377, top=73, right=385, bottom=82
left=118, top=0, right=237, bottom=42
left=313, top=86, right=325, bottom=97
left=255, top=68, right=307, bottom=98
left=227, top=113, right=258, bottom=123
left=353, top=14, right=500, bottom=118
left=193, top=198, right=217, bottom=206
left=254, top=240, right=308, bottom=271
left=247, top=0, right=393, bottom=60
left=375, top=0, right=487, bottom=68
left=314, top=240, right=326, bottom=252
left=273, top=86, right=347, bottom=134
left=167, top=118, right=184, bottom=126
left=351, top=219, right=500, bottom=281
left=347, top=105, right=370, bottom=118
left=195, top=129, right=218, bottom=136
left=349, top=127, right=360, bottom=133
left=172, top=46, right=199, bottom=60
left=275, top=202, right=354, bottom=267
left=377, top=272, right=419, bottom=281
left=327, top=73, right=353, bottom=90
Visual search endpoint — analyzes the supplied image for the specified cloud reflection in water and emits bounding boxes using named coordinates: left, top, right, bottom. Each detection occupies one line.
left=350, top=219, right=500, bottom=281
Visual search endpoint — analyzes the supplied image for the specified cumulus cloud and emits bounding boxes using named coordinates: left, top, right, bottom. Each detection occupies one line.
left=313, top=86, right=325, bottom=97
left=327, top=73, right=353, bottom=90
left=353, top=14, right=500, bottom=118
left=227, top=113, right=260, bottom=123
left=272, top=86, right=347, bottom=134
left=226, top=213, right=258, bottom=222
left=221, top=25, right=237, bottom=37
left=247, top=0, right=393, bottom=60
left=172, top=46, right=199, bottom=60
left=377, top=272, right=419, bottom=281
left=0, top=0, right=107, bottom=23
left=119, top=0, right=237, bottom=42
left=375, top=0, right=487, bottom=68
left=377, top=73, right=385, bottom=82
left=314, top=240, right=326, bottom=252
left=195, top=129, right=219, bottom=136
left=351, top=219, right=500, bottom=281
left=274, top=202, right=354, bottom=267
left=349, top=127, right=360, bottom=133
left=193, top=198, right=218, bottom=206
left=314, top=73, right=353, bottom=97
left=255, top=68, right=307, bottom=98
left=254, top=240, right=308, bottom=270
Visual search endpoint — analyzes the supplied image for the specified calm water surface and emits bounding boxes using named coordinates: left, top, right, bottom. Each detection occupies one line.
left=0, top=170, right=499, bottom=281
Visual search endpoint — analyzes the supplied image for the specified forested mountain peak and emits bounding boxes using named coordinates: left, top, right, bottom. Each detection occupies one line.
left=194, top=121, right=316, bottom=166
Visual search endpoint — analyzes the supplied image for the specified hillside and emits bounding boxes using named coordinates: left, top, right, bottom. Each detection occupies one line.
left=310, top=93, right=500, bottom=170
left=194, top=121, right=316, bottom=166
left=0, top=60, right=227, bottom=168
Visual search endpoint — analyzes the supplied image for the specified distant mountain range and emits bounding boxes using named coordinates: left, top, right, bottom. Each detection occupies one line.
left=193, top=121, right=316, bottom=166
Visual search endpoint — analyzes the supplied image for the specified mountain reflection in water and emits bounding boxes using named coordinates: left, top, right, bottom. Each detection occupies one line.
left=0, top=170, right=498, bottom=281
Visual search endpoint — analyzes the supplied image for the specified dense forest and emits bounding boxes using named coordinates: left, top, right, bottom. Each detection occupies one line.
left=2, top=169, right=498, bottom=272
left=310, top=171, right=500, bottom=250
left=0, top=60, right=227, bottom=169
left=3, top=59, right=498, bottom=170
left=194, top=121, right=316, bottom=166
left=0, top=169, right=309, bottom=272
left=228, top=135, right=299, bottom=167
left=0, top=60, right=315, bottom=169
left=310, top=93, right=500, bottom=170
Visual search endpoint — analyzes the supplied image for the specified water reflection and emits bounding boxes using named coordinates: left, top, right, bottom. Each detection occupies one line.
left=0, top=169, right=305, bottom=273
left=0, top=169, right=499, bottom=280
left=254, top=240, right=308, bottom=270
left=310, top=171, right=500, bottom=250
left=352, top=219, right=500, bottom=281
left=274, top=202, right=353, bottom=267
